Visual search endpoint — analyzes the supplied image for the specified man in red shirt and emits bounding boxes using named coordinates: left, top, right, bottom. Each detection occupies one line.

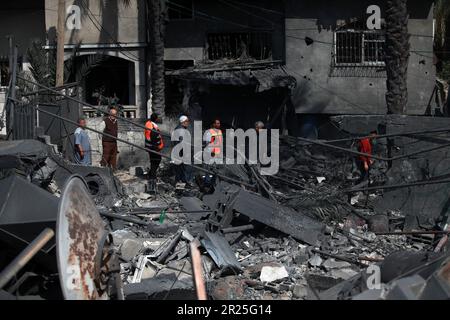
left=356, top=130, right=377, bottom=183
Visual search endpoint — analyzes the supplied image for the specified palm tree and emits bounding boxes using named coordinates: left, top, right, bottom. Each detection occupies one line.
left=435, top=0, right=450, bottom=59
left=435, top=0, right=450, bottom=82
left=147, top=0, right=167, bottom=119
left=385, top=0, right=410, bottom=114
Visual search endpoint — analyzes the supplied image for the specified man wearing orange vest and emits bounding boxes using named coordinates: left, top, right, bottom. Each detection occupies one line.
left=203, top=118, right=223, bottom=161
left=145, top=113, right=164, bottom=194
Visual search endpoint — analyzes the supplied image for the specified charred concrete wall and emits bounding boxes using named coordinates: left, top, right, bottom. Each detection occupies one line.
left=45, top=0, right=146, bottom=45
left=164, top=0, right=285, bottom=63
left=285, top=0, right=436, bottom=115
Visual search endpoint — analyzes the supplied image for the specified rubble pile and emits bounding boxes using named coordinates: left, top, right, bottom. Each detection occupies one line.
left=0, top=134, right=449, bottom=300
left=95, top=137, right=449, bottom=300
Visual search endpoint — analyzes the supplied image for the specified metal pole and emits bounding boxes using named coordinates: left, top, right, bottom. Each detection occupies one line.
left=190, top=240, right=207, bottom=300
left=157, top=232, right=182, bottom=264
left=222, top=224, right=255, bottom=234
left=311, top=249, right=364, bottom=267
left=0, top=228, right=55, bottom=289
left=56, top=0, right=66, bottom=87
left=6, top=46, right=18, bottom=139
left=8, top=36, right=13, bottom=75
left=99, top=212, right=150, bottom=226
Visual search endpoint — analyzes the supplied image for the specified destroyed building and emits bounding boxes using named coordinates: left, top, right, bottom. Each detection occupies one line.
left=0, top=0, right=450, bottom=303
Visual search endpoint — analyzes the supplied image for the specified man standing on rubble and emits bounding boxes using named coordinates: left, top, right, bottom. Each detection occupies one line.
left=100, top=106, right=119, bottom=170
left=173, top=115, right=192, bottom=185
left=255, top=121, right=265, bottom=133
left=203, top=118, right=223, bottom=163
left=74, top=117, right=92, bottom=166
left=356, top=130, right=377, bottom=184
left=145, top=113, right=164, bottom=194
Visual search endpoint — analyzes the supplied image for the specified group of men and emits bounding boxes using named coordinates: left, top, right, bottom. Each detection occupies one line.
left=142, top=114, right=236, bottom=192
left=74, top=106, right=119, bottom=168
left=74, top=107, right=378, bottom=194
left=73, top=109, right=236, bottom=194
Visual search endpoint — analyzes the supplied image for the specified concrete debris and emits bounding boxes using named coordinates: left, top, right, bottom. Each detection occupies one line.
left=260, top=265, right=289, bottom=283
left=292, top=284, right=308, bottom=299
left=323, top=259, right=352, bottom=270
left=330, top=268, right=359, bottom=280
left=3, top=114, right=450, bottom=301
left=120, top=239, right=144, bottom=262
left=201, top=232, right=241, bottom=274
left=308, top=255, right=323, bottom=267
left=123, top=273, right=196, bottom=300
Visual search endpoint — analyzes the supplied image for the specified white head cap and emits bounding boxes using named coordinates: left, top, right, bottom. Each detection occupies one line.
left=179, top=115, right=189, bottom=123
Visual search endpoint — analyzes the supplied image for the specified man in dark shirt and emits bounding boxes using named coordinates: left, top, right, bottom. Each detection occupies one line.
left=100, top=106, right=119, bottom=170
left=173, top=115, right=192, bottom=184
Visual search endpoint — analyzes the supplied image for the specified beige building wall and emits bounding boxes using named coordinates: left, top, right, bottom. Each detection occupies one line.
left=45, top=0, right=145, bottom=45
left=45, top=0, right=148, bottom=118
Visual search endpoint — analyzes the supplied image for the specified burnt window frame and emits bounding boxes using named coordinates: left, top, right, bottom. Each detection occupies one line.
left=206, top=31, right=273, bottom=61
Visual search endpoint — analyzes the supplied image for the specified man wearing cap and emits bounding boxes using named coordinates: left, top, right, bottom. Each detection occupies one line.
left=173, top=115, right=191, bottom=184
left=99, top=106, right=119, bottom=170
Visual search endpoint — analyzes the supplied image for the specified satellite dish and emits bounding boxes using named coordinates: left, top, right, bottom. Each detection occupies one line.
left=56, top=175, right=109, bottom=300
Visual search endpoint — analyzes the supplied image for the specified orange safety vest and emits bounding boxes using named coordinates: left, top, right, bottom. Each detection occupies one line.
left=209, top=128, right=223, bottom=155
left=145, top=121, right=164, bottom=151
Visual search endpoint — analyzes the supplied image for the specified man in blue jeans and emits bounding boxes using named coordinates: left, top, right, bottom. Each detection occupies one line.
left=74, top=117, right=92, bottom=166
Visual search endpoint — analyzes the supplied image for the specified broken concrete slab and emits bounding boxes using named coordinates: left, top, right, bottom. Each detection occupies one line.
left=323, top=258, right=352, bottom=270
left=331, top=268, right=359, bottom=280
left=147, top=222, right=179, bottom=235
left=120, top=239, right=144, bottom=262
left=201, top=231, right=241, bottom=274
left=385, top=275, right=427, bottom=300
left=123, top=273, right=196, bottom=300
left=0, top=175, right=58, bottom=255
left=110, top=230, right=137, bottom=246
left=308, top=254, right=323, bottom=267
left=260, top=264, right=289, bottom=283
left=292, top=284, right=308, bottom=299
left=180, top=196, right=210, bottom=220
left=204, top=182, right=325, bottom=245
